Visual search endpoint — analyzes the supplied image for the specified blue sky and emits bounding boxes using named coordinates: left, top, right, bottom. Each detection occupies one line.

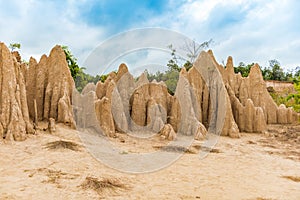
left=0, top=0, right=299, bottom=74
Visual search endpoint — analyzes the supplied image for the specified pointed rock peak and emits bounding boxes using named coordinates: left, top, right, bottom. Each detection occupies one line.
left=108, top=71, right=117, bottom=79
left=250, top=63, right=261, bottom=72
left=117, top=63, right=129, bottom=74
left=152, top=79, right=158, bottom=83
left=116, top=63, right=131, bottom=82
left=207, top=49, right=214, bottom=58
left=29, top=57, right=38, bottom=65
left=39, top=54, right=48, bottom=64
left=136, top=72, right=149, bottom=87
left=179, top=66, right=187, bottom=76
left=0, top=42, right=8, bottom=51
left=12, top=51, right=21, bottom=62
left=47, top=46, right=68, bottom=67
left=0, top=42, right=11, bottom=56
left=226, top=56, right=233, bottom=68
left=226, top=56, right=234, bottom=73
left=249, top=63, right=263, bottom=80
left=207, top=49, right=219, bottom=66
left=49, top=45, right=65, bottom=57
left=194, top=50, right=218, bottom=73
left=138, top=72, right=149, bottom=82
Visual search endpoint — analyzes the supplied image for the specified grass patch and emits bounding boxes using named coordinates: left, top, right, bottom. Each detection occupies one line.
left=153, top=145, right=221, bottom=154
left=282, top=175, right=300, bottom=182
left=44, top=140, right=81, bottom=151
left=159, top=145, right=189, bottom=153
left=24, top=168, right=79, bottom=186
left=80, top=176, right=128, bottom=195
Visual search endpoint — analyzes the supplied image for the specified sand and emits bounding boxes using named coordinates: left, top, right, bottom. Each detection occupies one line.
left=0, top=124, right=299, bottom=200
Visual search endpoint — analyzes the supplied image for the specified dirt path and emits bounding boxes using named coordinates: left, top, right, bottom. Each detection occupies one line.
left=0, top=125, right=299, bottom=200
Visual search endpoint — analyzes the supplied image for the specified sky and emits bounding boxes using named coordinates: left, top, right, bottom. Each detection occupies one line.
left=0, top=0, right=299, bottom=75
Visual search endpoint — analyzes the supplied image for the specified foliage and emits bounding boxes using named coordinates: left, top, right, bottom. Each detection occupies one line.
left=286, top=79, right=300, bottom=112
left=267, top=75, right=300, bottom=112
left=61, top=46, right=81, bottom=80
left=61, top=46, right=107, bottom=92
left=9, top=43, right=21, bottom=51
left=233, top=59, right=295, bottom=81
left=75, top=69, right=102, bottom=92
left=147, top=39, right=213, bottom=94
left=145, top=69, right=179, bottom=95
left=166, top=39, right=213, bottom=73
left=233, top=62, right=253, bottom=77
left=166, top=44, right=181, bottom=72
left=231, top=59, right=300, bottom=112
left=263, top=60, right=286, bottom=81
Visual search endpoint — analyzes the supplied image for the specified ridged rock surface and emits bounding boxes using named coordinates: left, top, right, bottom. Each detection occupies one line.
left=0, top=43, right=34, bottom=141
left=26, top=45, right=75, bottom=127
left=216, top=53, right=298, bottom=132
left=1, top=41, right=299, bottom=141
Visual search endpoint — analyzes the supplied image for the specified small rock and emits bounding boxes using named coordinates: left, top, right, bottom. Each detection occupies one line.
left=48, top=118, right=56, bottom=133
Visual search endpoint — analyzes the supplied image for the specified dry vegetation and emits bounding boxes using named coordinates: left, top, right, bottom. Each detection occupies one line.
left=44, top=140, right=81, bottom=151
left=281, top=175, right=300, bottom=182
left=80, top=176, right=129, bottom=195
left=24, top=168, right=79, bottom=187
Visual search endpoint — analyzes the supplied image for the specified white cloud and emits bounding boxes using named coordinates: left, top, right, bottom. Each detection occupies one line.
left=0, top=0, right=105, bottom=64
left=0, top=0, right=299, bottom=74
left=141, top=0, right=300, bottom=69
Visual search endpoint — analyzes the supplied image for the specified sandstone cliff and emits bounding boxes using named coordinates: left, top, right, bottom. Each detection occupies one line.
left=87, top=50, right=298, bottom=138
left=0, top=43, right=75, bottom=141
left=26, top=45, right=75, bottom=128
left=1, top=41, right=298, bottom=142
left=0, top=43, right=34, bottom=141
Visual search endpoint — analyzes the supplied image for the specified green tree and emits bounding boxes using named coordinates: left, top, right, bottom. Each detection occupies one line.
left=264, top=59, right=286, bottom=81
left=167, top=44, right=181, bottom=72
left=286, top=80, right=300, bottom=112
left=261, top=67, right=272, bottom=80
left=60, top=45, right=103, bottom=92
left=146, top=39, right=214, bottom=95
left=61, top=45, right=80, bottom=81
left=234, top=62, right=253, bottom=77
left=294, top=66, right=300, bottom=77
left=9, top=43, right=21, bottom=51
left=271, top=60, right=285, bottom=80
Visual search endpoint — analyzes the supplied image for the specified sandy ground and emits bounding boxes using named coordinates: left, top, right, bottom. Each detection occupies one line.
left=0, top=124, right=299, bottom=200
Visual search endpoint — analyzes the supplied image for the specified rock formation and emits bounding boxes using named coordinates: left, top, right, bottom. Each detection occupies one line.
left=159, top=124, right=176, bottom=140
left=175, top=68, right=207, bottom=137
left=214, top=52, right=298, bottom=132
left=0, top=43, right=34, bottom=141
left=48, top=118, right=56, bottom=133
left=81, top=82, right=96, bottom=95
left=75, top=51, right=299, bottom=139
left=0, top=43, right=76, bottom=141
left=1, top=41, right=299, bottom=142
left=26, top=45, right=75, bottom=128
left=191, top=52, right=240, bottom=137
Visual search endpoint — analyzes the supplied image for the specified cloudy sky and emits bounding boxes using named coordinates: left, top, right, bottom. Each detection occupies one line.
left=0, top=0, right=299, bottom=74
